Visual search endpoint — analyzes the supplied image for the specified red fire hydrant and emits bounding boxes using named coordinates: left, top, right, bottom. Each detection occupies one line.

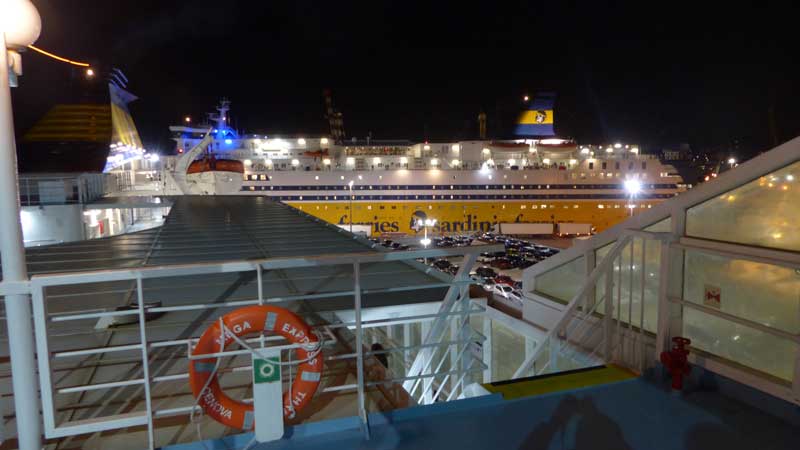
left=660, top=337, right=691, bottom=390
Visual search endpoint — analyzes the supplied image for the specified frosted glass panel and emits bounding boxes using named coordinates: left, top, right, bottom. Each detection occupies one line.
left=645, top=217, right=671, bottom=233
left=534, top=256, right=585, bottom=302
left=490, top=320, right=525, bottom=381
left=684, top=308, right=797, bottom=381
left=684, top=251, right=800, bottom=334
left=686, top=160, right=800, bottom=251
left=594, top=238, right=661, bottom=332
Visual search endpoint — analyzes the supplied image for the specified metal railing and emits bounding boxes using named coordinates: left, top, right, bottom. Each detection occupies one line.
left=518, top=137, right=800, bottom=405
left=18, top=173, right=112, bottom=206
left=514, top=231, right=669, bottom=378
left=16, top=244, right=497, bottom=448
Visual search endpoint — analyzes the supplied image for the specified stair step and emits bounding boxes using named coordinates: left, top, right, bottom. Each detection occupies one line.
left=482, top=364, right=637, bottom=400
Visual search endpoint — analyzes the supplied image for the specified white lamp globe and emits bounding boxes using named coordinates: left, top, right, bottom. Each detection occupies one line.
left=1, top=0, right=42, bottom=49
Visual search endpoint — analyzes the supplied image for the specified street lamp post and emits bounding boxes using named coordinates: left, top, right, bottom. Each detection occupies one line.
left=0, top=2, right=45, bottom=449
left=348, top=180, right=354, bottom=233
left=418, top=218, right=436, bottom=264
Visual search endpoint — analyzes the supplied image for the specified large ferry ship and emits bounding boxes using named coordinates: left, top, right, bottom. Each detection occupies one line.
left=163, top=99, right=688, bottom=236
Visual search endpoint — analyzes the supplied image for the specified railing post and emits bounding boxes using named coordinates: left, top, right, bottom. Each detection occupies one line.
left=584, top=249, right=596, bottom=311
left=352, top=262, right=370, bottom=439
left=403, top=323, right=411, bottom=375
left=655, top=208, right=686, bottom=361
left=482, top=314, right=492, bottom=383
left=603, top=262, right=615, bottom=362
left=135, top=276, right=155, bottom=450
left=420, top=320, right=433, bottom=404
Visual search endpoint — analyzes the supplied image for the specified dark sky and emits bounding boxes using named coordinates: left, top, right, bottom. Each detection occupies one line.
left=12, top=1, right=800, bottom=156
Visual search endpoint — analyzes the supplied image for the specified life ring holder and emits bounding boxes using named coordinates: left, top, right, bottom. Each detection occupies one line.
left=188, top=305, right=323, bottom=430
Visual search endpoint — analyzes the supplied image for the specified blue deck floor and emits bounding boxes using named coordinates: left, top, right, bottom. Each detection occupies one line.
left=166, top=379, right=800, bottom=450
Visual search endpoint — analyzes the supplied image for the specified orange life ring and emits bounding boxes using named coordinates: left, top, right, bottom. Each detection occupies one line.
left=188, top=305, right=323, bottom=430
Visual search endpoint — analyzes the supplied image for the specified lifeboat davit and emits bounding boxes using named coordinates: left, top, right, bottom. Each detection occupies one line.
left=185, top=154, right=244, bottom=195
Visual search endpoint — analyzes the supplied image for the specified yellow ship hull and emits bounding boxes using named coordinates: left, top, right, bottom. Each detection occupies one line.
left=286, top=199, right=656, bottom=236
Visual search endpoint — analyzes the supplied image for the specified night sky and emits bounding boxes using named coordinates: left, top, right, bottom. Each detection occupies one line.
left=11, top=1, right=800, bottom=157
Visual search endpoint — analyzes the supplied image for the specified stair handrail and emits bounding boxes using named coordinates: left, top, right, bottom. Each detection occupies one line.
left=513, top=235, right=633, bottom=378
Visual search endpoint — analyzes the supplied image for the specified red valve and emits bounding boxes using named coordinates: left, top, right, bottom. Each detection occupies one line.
left=659, top=336, right=691, bottom=391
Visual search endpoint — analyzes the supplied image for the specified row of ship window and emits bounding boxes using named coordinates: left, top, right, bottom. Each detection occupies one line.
left=242, top=190, right=674, bottom=201
left=303, top=203, right=656, bottom=211
left=241, top=179, right=678, bottom=190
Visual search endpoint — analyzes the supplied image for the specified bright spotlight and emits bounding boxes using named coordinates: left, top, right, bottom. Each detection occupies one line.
left=420, top=238, right=431, bottom=247
left=624, top=179, right=641, bottom=195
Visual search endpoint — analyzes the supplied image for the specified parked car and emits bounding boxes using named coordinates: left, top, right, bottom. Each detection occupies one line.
left=397, top=244, right=410, bottom=251
left=482, top=279, right=496, bottom=291
left=507, top=256, right=534, bottom=269
left=475, top=267, right=497, bottom=278
left=494, top=275, right=515, bottom=286
left=382, top=239, right=394, bottom=247
left=433, top=259, right=452, bottom=270
left=489, top=258, right=513, bottom=270
left=492, top=284, right=515, bottom=298
left=513, top=281, right=523, bottom=290
left=446, top=265, right=459, bottom=275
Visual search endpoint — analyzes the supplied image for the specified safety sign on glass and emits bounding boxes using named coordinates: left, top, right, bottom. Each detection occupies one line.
left=253, top=357, right=280, bottom=384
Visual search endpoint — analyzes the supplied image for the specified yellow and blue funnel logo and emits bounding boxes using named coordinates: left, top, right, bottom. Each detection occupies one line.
left=515, top=92, right=556, bottom=136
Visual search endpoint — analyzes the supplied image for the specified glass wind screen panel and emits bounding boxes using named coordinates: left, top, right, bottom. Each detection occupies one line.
left=684, top=308, right=797, bottom=381
left=684, top=251, right=800, bottom=334
left=645, top=217, right=671, bottom=232
left=594, top=238, right=661, bottom=332
left=686, top=160, right=800, bottom=251
left=490, top=319, right=526, bottom=382
left=534, top=256, right=586, bottom=303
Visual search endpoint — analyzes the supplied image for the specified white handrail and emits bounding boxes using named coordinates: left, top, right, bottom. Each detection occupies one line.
left=513, top=235, right=632, bottom=378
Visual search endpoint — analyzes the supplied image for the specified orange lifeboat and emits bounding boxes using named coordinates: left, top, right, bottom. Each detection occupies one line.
left=187, top=154, right=244, bottom=175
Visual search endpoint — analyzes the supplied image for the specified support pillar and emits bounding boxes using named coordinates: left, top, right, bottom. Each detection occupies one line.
left=0, top=34, right=43, bottom=450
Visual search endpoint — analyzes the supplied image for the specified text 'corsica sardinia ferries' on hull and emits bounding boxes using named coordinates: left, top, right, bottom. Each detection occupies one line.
left=167, top=101, right=687, bottom=237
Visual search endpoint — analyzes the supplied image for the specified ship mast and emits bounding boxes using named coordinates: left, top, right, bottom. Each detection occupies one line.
left=209, top=98, right=231, bottom=132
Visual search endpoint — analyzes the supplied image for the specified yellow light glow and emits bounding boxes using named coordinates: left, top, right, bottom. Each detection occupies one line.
left=27, top=44, right=90, bottom=67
